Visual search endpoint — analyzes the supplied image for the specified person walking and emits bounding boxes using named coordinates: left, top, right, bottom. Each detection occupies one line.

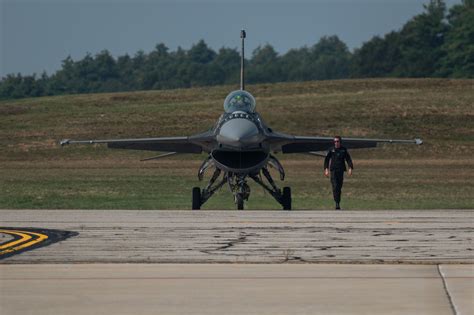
left=324, top=136, right=353, bottom=210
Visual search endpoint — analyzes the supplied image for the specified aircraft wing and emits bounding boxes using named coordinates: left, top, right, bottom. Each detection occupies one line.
left=268, top=132, right=423, bottom=153
left=60, top=132, right=216, bottom=154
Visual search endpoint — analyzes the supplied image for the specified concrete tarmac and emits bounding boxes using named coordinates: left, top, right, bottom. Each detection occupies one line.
left=1, top=264, right=473, bottom=315
left=0, top=210, right=472, bottom=314
left=0, top=210, right=472, bottom=263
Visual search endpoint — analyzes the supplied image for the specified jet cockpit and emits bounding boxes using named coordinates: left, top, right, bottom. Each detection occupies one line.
left=223, top=90, right=256, bottom=114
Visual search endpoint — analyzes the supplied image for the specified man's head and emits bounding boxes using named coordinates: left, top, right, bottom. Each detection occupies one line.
left=334, top=136, right=342, bottom=148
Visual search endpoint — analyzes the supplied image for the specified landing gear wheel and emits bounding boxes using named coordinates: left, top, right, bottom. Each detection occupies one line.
left=192, top=187, right=201, bottom=210
left=236, top=195, right=244, bottom=210
left=282, top=187, right=292, bottom=210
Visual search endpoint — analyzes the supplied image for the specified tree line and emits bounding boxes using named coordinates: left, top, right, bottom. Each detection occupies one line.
left=1, top=0, right=472, bottom=100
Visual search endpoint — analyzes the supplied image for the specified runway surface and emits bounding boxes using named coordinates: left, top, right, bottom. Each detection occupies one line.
left=0, top=210, right=472, bottom=263
left=1, top=263, right=473, bottom=315
left=0, top=210, right=472, bottom=314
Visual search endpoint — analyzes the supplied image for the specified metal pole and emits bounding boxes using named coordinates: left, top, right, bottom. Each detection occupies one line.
left=240, top=29, right=246, bottom=90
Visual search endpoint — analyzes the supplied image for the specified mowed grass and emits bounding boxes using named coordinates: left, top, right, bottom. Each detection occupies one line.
left=0, top=79, right=473, bottom=209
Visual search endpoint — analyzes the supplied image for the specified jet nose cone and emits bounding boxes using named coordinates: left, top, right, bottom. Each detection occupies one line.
left=217, top=118, right=261, bottom=147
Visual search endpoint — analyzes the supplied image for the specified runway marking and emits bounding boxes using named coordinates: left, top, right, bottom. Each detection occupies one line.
left=0, top=230, right=33, bottom=249
left=438, top=265, right=458, bottom=315
left=0, top=228, right=78, bottom=260
left=0, top=230, right=48, bottom=254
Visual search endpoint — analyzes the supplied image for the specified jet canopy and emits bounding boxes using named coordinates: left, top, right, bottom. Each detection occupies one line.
left=223, top=90, right=256, bottom=113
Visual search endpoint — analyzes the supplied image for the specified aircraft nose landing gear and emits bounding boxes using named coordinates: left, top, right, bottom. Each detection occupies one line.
left=229, top=175, right=250, bottom=210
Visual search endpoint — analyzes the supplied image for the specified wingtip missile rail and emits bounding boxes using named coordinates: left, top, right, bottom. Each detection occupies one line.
left=59, top=139, right=70, bottom=146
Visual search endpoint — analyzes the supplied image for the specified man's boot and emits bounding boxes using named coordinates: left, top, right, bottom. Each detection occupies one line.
left=335, top=202, right=341, bottom=210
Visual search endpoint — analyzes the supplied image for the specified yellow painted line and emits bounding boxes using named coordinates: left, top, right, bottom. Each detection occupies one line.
left=0, top=230, right=32, bottom=249
left=0, top=229, right=48, bottom=256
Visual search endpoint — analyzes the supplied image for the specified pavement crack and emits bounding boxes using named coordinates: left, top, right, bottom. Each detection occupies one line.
left=283, top=256, right=307, bottom=263
left=319, top=245, right=351, bottom=251
left=203, top=232, right=249, bottom=254
left=281, top=249, right=307, bottom=263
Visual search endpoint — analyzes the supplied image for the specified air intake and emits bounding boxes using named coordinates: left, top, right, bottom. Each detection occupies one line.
left=211, top=150, right=268, bottom=173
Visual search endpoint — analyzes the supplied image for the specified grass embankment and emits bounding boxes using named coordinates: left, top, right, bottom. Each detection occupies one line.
left=1, top=79, right=473, bottom=209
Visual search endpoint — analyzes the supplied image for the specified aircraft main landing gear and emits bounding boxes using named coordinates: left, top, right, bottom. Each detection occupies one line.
left=282, top=186, right=292, bottom=210
left=250, top=167, right=292, bottom=210
left=193, top=155, right=291, bottom=210
left=192, top=187, right=201, bottom=210
left=193, top=168, right=227, bottom=210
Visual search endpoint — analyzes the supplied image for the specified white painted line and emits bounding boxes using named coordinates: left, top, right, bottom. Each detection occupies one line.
left=438, top=264, right=458, bottom=315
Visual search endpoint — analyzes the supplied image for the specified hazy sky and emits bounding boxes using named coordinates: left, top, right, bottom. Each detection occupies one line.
left=1, top=0, right=461, bottom=77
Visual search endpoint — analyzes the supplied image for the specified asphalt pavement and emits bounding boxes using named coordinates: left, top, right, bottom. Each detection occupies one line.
left=1, top=210, right=472, bottom=263
left=0, top=210, right=472, bottom=314
left=1, top=263, right=473, bottom=315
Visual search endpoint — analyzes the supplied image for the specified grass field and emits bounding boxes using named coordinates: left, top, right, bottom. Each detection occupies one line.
left=1, top=79, right=473, bottom=209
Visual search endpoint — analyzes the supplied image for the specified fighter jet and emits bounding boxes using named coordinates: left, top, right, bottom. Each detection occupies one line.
left=60, top=30, right=422, bottom=210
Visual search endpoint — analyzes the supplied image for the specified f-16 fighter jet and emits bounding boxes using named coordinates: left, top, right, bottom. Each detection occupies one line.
left=61, top=30, right=422, bottom=210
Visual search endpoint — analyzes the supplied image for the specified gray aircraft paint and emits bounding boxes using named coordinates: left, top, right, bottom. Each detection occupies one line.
left=61, top=31, right=422, bottom=210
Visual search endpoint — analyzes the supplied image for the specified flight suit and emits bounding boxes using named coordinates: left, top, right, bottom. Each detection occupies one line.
left=324, top=146, right=353, bottom=205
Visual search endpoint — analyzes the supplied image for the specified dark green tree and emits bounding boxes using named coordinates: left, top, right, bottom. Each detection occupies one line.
left=351, top=32, right=402, bottom=77
left=185, top=40, right=219, bottom=86
left=0, top=74, right=23, bottom=98
left=248, top=44, right=282, bottom=83
left=279, top=47, right=312, bottom=81
left=188, top=40, right=216, bottom=64
left=75, top=53, right=99, bottom=92
left=307, top=36, right=351, bottom=80
left=2, top=0, right=472, bottom=100
left=213, top=47, right=241, bottom=84
left=95, top=50, right=117, bottom=81
left=116, top=54, right=134, bottom=90
left=395, top=0, right=448, bottom=77
left=143, top=43, right=171, bottom=89
left=437, top=0, right=474, bottom=77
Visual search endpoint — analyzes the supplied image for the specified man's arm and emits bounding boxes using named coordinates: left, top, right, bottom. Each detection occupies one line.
left=346, top=150, right=354, bottom=175
left=324, top=151, right=332, bottom=177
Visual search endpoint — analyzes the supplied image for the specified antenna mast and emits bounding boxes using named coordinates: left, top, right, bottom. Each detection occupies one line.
left=240, top=29, right=246, bottom=90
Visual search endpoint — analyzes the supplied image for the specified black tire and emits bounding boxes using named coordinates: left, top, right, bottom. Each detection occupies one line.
left=236, top=195, right=244, bottom=210
left=192, top=187, right=201, bottom=210
left=282, top=187, right=292, bottom=210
